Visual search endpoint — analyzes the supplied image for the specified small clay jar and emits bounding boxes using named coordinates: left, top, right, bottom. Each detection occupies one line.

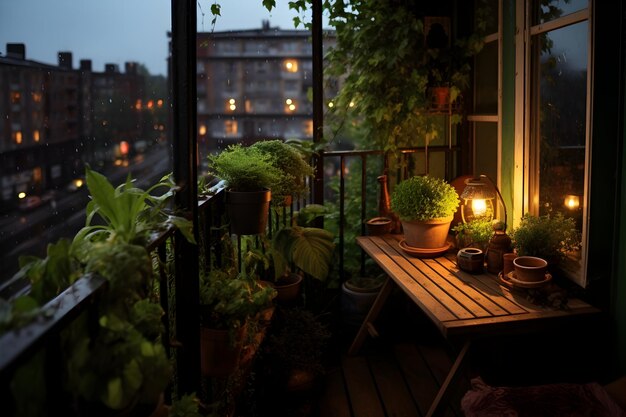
left=457, top=248, right=485, bottom=273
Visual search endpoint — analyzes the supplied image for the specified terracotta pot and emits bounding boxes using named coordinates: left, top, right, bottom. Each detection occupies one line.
left=365, top=217, right=392, bottom=236
left=401, top=215, right=453, bottom=249
left=431, top=86, right=450, bottom=110
left=513, top=256, right=548, bottom=282
left=200, top=325, right=246, bottom=377
left=226, top=189, right=271, bottom=235
left=273, top=273, right=303, bottom=304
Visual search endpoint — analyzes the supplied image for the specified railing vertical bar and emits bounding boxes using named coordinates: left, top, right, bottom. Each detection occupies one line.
left=339, top=155, right=346, bottom=282
left=157, top=241, right=172, bottom=403
left=360, top=155, right=367, bottom=276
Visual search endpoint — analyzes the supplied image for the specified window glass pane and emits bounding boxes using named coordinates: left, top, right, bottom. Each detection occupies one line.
left=479, top=0, right=500, bottom=35
left=0, top=0, right=172, bottom=281
left=532, top=0, right=588, bottom=25
left=474, top=41, right=498, bottom=114
left=474, top=122, right=498, bottom=182
left=531, top=21, right=588, bottom=278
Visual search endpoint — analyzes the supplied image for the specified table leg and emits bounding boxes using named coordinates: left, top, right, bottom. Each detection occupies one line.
left=348, top=277, right=396, bottom=356
left=425, top=340, right=471, bottom=417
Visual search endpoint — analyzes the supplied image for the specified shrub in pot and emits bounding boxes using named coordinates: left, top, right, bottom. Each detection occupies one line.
left=390, top=175, right=459, bottom=249
left=199, top=266, right=276, bottom=377
left=510, top=213, right=580, bottom=265
left=207, top=144, right=282, bottom=235
left=250, top=139, right=314, bottom=205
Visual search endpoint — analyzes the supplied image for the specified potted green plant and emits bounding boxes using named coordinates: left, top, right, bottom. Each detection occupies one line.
left=510, top=212, right=581, bottom=265
left=199, top=266, right=276, bottom=377
left=390, top=175, right=459, bottom=251
left=207, top=144, right=282, bottom=235
left=452, top=218, right=495, bottom=251
left=243, top=204, right=335, bottom=304
left=4, top=168, right=190, bottom=416
left=250, top=139, right=314, bottom=205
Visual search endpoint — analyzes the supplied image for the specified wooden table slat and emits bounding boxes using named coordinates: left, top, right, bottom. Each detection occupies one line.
left=360, top=237, right=466, bottom=322
left=435, top=255, right=539, bottom=314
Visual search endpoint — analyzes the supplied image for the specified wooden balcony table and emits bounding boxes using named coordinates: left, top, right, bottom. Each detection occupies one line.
left=350, top=234, right=602, bottom=417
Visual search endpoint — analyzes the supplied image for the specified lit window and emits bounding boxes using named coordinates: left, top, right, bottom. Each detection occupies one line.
left=303, top=120, right=313, bottom=136
left=157, top=99, right=163, bottom=107
left=225, top=120, right=238, bottom=135
left=147, top=100, right=154, bottom=109
left=14, top=131, right=22, bottom=144
left=31, top=92, right=42, bottom=103
left=284, top=60, right=298, bottom=72
left=199, top=125, right=207, bottom=135
left=11, top=92, right=21, bottom=104
left=33, top=130, right=40, bottom=142
left=135, top=99, right=142, bottom=110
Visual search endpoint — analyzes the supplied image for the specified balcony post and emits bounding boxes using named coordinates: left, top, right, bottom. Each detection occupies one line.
left=171, top=0, right=200, bottom=395
left=312, top=0, right=324, bottom=207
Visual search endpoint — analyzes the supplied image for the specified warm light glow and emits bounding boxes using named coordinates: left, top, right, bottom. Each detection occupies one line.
left=288, top=104, right=296, bottom=111
left=135, top=99, right=142, bottom=110
left=157, top=99, right=163, bottom=107
left=74, top=179, right=84, bottom=188
left=119, top=141, right=130, bottom=155
left=349, top=101, right=355, bottom=108
left=15, top=131, right=23, bottom=144
left=147, top=100, right=154, bottom=109
left=114, top=159, right=123, bottom=166
left=18, top=192, right=26, bottom=199
left=564, top=195, right=580, bottom=210
left=285, top=98, right=293, bottom=105
left=284, top=60, right=298, bottom=72
left=229, top=104, right=237, bottom=111
left=471, top=199, right=488, bottom=217
left=33, top=130, right=40, bottom=142
left=199, top=125, right=207, bottom=135
left=328, top=101, right=334, bottom=108
left=229, top=98, right=236, bottom=104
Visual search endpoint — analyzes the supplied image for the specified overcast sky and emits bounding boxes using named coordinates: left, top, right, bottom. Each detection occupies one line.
left=0, top=0, right=310, bottom=76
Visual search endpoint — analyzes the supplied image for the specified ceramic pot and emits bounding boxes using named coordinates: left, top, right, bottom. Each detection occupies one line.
left=513, top=256, right=548, bottom=282
left=365, top=217, right=392, bottom=236
left=273, top=273, right=303, bottom=304
left=341, top=276, right=384, bottom=326
left=226, top=189, right=271, bottom=235
left=401, top=215, right=453, bottom=249
left=200, top=324, right=246, bottom=377
left=457, top=248, right=484, bottom=273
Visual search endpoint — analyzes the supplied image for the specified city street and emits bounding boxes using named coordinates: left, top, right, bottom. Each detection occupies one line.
left=0, top=144, right=173, bottom=283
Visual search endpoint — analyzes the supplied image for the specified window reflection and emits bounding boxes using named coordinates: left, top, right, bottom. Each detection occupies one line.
left=530, top=19, right=588, bottom=280
left=533, top=0, right=589, bottom=25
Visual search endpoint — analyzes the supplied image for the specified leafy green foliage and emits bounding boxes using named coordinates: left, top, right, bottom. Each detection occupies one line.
left=199, top=267, right=276, bottom=330
left=72, top=166, right=195, bottom=258
left=272, top=226, right=335, bottom=282
left=511, top=213, right=581, bottom=262
left=169, top=394, right=203, bottom=417
left=207, top=144, right=282, bottom=192
left=390, top=175, right=459, bottom=221
left=250, top=139, right=314, bottom=201
left=452, top=218, right=495, bottom=249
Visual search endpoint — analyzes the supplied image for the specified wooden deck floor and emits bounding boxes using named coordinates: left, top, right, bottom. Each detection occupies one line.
left=233, top=288, right=611, bottom=417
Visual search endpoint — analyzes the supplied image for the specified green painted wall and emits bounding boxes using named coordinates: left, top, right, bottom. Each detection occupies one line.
left=500, top=0, right=516, bottom=225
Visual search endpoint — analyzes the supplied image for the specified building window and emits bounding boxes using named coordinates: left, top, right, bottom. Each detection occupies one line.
left=523, top=0, right=590, bottom=285
left=225, top=120, right=238, bottom=136
left=13, top=131, right=23, bottom=144
left=33, top=130, right=40, bottom=142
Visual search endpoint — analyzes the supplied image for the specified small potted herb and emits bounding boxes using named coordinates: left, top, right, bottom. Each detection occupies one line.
left=207, top=144, right=282, bottom=235
left=510, top=212, right=580, bottom=265
left=390, top=175, right=459, bottom=251
left=452, top=218, right=494, bottom=251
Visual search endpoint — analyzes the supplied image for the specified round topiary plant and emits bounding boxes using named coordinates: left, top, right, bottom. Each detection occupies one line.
left=390, top=175, right=460, bottom=222
left=250, top=140, right=314, bottom=201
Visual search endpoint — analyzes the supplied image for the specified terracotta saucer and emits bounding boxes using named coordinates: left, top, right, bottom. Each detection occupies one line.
left=498, top=271, right=552, bottom=288
left=398, top=239, right=451, bottom=258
